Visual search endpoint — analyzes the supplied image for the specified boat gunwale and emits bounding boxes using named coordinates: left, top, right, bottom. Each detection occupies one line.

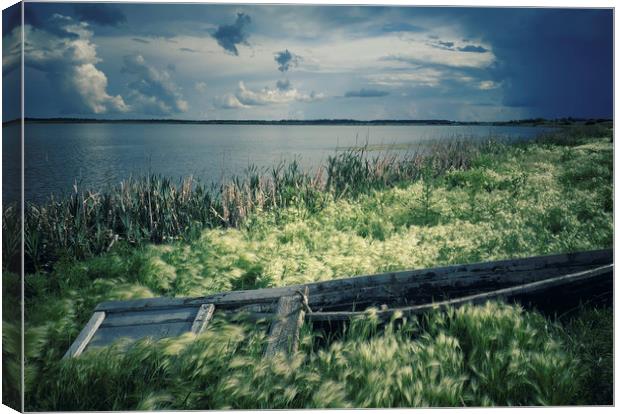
left=95, top=248, right=613, bottom=314
left=306, top=263, right=613, bottom=322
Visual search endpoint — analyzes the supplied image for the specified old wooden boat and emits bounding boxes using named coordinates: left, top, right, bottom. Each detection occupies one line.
left=64, top=248, right=613, bottom=358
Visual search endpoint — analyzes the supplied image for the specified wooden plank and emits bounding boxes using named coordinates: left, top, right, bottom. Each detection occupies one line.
left=191, top=304, right=215, bottom=334
left=96, top=296, right=190, bottom=313
left=307, top=264, right=613, bottom=322
left=298, top=263, right=599, bottom=310
left=95, top=249, right=612, bottom=313
left=86, top=321, right=193, bottom=349
left=264, top=287, right=308, bottom=357
left=63, top=311, right=106, bottom=359
left=101, top=306, right=199, bottom=328
left=220, top=311, right=273, bottom=322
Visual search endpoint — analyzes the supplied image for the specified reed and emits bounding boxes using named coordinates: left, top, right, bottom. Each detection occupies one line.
left=6, top=138, right=488, bottom=274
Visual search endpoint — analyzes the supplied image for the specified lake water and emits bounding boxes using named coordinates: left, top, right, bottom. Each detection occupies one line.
left=3, top=123, right=549, bottom=203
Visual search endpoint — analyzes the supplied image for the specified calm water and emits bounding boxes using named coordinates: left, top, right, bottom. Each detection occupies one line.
left=3, top=123, right=549, bottom=203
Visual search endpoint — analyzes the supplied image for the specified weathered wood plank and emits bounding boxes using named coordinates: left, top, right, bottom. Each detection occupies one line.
left=191, top=304, right=215, bottom=334
left=264, top=287, right=308, bottom=357
left=297, top=263, right=601, bottom=310
left=307, top=264, right=613, bottom=322
left=95, top=249, right=612, bottom=313
left=63, top=311, right=106, bottom=359
left=87, top=321, right=193, bottom=349
left=101, top=306, right=198, bottom=328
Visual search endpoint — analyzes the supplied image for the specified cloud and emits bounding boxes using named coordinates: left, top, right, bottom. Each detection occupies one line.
left=212, top=13, right=251, bottom=56
left=367, top=69, right=444, bottom=87
left=437, top=41, right=455, bottom=49
left=2, top=26, right=22, bottom=75
left=344, top=88, right=389, bottom=98
left=2, top=3, right=21, bottom=37
left=276, top=79, right=291, bottom=91
left=215, top=80, right=324, bottom=109
left=72, top=64, right=128, bottom=113
left=20, top=15, right=128, bottom=114
left=371, top=54, right=499, bottom=93
left=458, top=45, right=488, bottom=53
left=381, top=22, right=426, bottom=33
left=73, top=4, right=126, bottom=27
left=478, top=80, right=499, bottom=90
left=132, top=38, right=150, bottom=44
left=213, top=94, right=246, bottom=109
left=429, top=40, right=488, bottom=54
left=121, top=54, right=189, bottom=114
left=430, top=40, right=489, bottom=53
left=24, top=11, right=79, bottom=39
left=382, top=48, right=494, bottom=70
left=274, top=49, right=301, bottom=72
left=179, top=47, right=198, bottom=53
left=195, top=81, right=208, bottom=93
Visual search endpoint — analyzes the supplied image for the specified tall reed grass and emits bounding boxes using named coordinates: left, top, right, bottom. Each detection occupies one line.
left=5, top=139, right=486, bottom=273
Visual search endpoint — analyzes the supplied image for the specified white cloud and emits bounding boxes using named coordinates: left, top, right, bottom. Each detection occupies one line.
left=297, top=32, right=495, bottom=74
left=366, top=69, right=444, bottom=87
left=122, top=54, right=189, bottom=114
left=478, top=80, right=500, bottom=90
left=20, top=15, right=189, bottom=116
left=195, top=81, right=208, bottom=93
left=73, top=63, right=128, bottom=113
left=94, top=26, right=494, bottom=89
left=216, top=81, right=325, bottom=109
left=213, top=94, right=247, bottom=109
left=22, top=17, right=128, bottom=114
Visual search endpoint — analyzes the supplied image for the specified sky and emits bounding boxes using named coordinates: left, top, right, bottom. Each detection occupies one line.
left=2, top=2, right=613, bottom=121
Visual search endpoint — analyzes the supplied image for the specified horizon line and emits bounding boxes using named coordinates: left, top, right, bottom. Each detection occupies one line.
left=3, top=116, right=612, bottom=125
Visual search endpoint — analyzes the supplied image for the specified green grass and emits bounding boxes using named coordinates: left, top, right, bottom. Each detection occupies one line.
left=4, top=139, right=482, bottom=274
left=561, top=307, right=614, bottom=405
left=23, top=302, right=594, bottom=410
left=2, top=125, right=613, bottom=409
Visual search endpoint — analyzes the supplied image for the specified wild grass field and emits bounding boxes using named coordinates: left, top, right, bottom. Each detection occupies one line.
left=2, top=124, right=614, bottom=410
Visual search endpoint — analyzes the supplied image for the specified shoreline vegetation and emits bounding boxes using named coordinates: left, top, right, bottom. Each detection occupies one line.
left=2, top=123, right=613, bottom=409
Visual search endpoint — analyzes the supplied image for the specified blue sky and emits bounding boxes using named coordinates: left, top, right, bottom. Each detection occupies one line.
left=2, top=2, right=613, bottom=121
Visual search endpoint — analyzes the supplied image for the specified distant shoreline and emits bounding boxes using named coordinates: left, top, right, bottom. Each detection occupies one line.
left=2, top=117, right=611, bottom=127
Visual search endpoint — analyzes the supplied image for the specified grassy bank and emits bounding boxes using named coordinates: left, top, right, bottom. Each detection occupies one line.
left=4, top=140, right=481, bottom=274
left=2, top=125, right=614, bottom=409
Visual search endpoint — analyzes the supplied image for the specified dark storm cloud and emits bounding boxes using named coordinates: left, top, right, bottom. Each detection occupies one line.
left=450, top=8, right=612, bottom=117
left=18, top=8, right=79, bottom=39
left=2, top=3, right=22, bottom=36
left=274, top=49, right=301, bottom=72
left=2, top=2, right=21, bottom=120
left=345, top=88, right=390, bottom=98
left=212, top=13, right=251, bottom=55
left=458, top=45, right=488, bottom=53
left=74, top=4, right=126, bottom=27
